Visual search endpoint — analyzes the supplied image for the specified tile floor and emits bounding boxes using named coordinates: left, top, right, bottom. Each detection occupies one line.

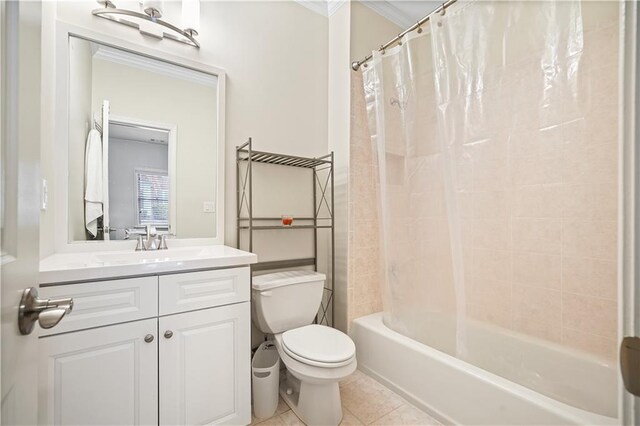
left=251, top=369, right=441, bottom=426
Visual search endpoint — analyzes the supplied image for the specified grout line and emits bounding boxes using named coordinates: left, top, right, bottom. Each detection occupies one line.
left=365, top=403, right=406, bottom=425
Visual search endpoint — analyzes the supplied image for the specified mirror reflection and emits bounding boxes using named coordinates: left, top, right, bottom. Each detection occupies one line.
left=67, top=35, right=219, bottom=242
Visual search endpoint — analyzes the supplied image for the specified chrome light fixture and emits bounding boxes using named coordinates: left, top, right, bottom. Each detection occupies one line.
left=92, top=0, right=201, bottom=48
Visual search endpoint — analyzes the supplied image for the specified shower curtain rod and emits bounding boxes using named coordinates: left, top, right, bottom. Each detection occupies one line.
left=351, top=0, right=458, bottom=71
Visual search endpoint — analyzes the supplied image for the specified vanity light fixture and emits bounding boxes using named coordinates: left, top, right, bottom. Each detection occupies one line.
left=92, top=0, right=201, bottom=48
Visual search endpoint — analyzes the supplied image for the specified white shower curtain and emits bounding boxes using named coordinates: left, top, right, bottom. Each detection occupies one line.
left=362, top=0, right=619, bottom=416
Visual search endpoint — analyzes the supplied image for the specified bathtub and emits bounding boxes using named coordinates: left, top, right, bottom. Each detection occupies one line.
left=351, top=313, right=619, bottom=425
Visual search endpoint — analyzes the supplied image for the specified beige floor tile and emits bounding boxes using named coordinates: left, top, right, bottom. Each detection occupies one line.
left=276, top=397, right=292, bottom=415
left=340, top=407, right=364, bottom=425
left=339, top=369, right=367, bottom=389
left=341, top=374, right=405, bottom=424
left=254, top=370, right=438, bottom=426
left=371, top=404, right=440, bottom=426
left=255, top=415, right=287, bottom=426
left=279, top=410, right=305, bottom=426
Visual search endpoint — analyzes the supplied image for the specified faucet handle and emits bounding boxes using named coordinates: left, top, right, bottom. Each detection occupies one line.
left=135, top=235, right=145, bottom=251
left=158, top=234, right=168, bottom=250
left=157, top=233, right=175, bottom=250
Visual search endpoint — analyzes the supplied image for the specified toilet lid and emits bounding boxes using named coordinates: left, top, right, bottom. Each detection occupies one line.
left=282, top=325, right=355, bottom=365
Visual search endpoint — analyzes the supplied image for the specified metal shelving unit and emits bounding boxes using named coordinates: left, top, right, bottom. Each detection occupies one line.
left=236, top=138, right=335, bottom=327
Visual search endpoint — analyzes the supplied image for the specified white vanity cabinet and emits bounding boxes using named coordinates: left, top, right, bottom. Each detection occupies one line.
left=38, top=319, right=159, bottom=425
left=159, top=303, right=250, bottom=425
left=37, top=267, right=251, bottom=426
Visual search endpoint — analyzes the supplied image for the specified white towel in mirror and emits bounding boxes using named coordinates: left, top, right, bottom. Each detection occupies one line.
left=85, top=129, right=103, bottom=237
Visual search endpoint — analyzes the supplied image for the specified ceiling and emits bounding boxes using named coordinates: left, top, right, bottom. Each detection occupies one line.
left=374, top=1, right=444, bottom=28
left=295, top=0, right=444, bottom=28
left=109, top=122, right=169, bottom=145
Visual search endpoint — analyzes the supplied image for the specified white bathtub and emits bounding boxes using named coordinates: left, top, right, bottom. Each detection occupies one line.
left=351, top=313, right=619, bottom=425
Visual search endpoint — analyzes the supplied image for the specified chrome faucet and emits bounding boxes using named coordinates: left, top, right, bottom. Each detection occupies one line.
left=144, top=225, right=158, bottom=250
left=125, top=225, right=170, bottom=251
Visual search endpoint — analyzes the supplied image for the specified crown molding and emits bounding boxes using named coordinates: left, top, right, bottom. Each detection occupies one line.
left=294, top=0, right=330, bottom=17
left=359, top=1, right=414, bottom=28
left=327, top=0, right=348, bottom=16
left=294, top=0, right=348, bottom=17
left=92, top=44, right=218, bottom=88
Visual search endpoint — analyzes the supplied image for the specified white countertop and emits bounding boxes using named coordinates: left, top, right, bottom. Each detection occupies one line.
left=40, top=245, right=257, bottom=284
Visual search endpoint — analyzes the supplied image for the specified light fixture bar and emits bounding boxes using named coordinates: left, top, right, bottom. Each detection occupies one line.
left=91, top=1, right=200, bottom=48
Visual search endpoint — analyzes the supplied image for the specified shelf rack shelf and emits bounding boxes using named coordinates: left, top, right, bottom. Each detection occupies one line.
left=236, top=138, right=335, bottom=327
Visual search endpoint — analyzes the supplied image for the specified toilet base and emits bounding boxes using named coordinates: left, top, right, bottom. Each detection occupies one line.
left=280, top=371, right=343, bottom=426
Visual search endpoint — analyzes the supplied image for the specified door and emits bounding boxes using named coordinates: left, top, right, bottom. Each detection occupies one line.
left=1, top=1, right=43, bottom=424
left=159, top=303, right=251, bottom=426
left=621, top=0, right=640, bottom=423
left=38, top=319, right=158, bottom=425
left=101, top=100, right=110, bottom=240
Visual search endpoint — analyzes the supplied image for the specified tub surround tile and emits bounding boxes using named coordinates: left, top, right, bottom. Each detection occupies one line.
left=562, top=219, right=617, bottom=260
left=348, top=71, right=385, bottom=326
left=512, top=284, right=562, bottom=343
left=562, top=327, right=617, bottom=361
left=561, top=183, right=617, bottom=220
left=512, top=184, right=563, bottom=218
left=512, top=218, right=562, bottom=254
left=562, top=293, right=617, bottom=339
left=512, top=251, right=561, bottom=289
left=562, top=256, right=617, bottom=300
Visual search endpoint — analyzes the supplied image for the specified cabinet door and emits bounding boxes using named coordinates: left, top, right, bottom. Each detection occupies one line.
left=38, top=319, right=158, bottom=425
left=159, top=302, right=250, bottom=426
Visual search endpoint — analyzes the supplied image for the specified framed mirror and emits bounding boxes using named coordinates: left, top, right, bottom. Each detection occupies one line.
left=56, top=25, right=225, bottom=249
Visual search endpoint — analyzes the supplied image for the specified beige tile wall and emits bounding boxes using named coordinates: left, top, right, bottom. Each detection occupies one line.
left=348, top=9, right=619, bottom=361
left=347, top=71, right=383, bottom=327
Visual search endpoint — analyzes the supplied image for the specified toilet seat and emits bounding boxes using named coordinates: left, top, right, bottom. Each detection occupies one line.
left=281, top=324, right=355, bottom=368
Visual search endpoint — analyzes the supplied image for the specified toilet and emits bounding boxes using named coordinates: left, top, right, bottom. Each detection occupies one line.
left=252, top=270, right=357, bottom=426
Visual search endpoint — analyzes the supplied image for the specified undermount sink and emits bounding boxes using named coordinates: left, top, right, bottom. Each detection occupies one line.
left=94, top=247, right=204, bottom=264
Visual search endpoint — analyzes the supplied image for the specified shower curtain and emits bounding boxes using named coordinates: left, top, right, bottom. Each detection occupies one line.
left=362, top=0, right=619, bottom=416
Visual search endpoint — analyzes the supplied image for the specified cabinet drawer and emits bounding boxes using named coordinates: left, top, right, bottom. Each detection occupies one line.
left=39, top=276, right=158, bottom=336
left=159, top=267, right=250, bottom=315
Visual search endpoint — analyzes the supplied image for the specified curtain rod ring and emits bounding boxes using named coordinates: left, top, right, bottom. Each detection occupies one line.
left=441, top=2, right=446, bottom=16
left=416, top=21, right=423, bottom=33
left=379, top=44, right=386, bottom=54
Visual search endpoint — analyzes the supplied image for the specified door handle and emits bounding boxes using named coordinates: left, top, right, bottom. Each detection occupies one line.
left=18, top=287, right=73, bottom=335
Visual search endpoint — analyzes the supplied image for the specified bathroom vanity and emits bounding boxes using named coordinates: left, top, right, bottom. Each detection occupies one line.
left=31, top=20, right=251, bottom=425
left=37, top=246, right=256, bottom=425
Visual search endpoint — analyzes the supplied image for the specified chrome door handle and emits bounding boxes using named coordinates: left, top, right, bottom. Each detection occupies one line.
left=144, top=334, right=154, bottom=343
left=164, top=330, right=173, bottom=339
left=18, top=287, right=73, bottom=335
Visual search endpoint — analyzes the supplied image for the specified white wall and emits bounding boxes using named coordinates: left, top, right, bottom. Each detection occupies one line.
left=108, top=138, right=168, bottom=240
left=329, top=2, right=351, bottom=332
left=350, top=1, right=403, bottom=61
left=40, top=0, right=329, bottom=256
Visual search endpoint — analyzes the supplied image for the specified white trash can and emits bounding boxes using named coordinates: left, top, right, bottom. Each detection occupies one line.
left=252, top=341, right=280, bottom=419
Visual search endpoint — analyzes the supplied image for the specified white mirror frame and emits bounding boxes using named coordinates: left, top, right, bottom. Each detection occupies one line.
left=54, top=22, right=226, bottom=252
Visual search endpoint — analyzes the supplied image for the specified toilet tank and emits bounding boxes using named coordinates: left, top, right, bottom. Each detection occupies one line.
left=252, top=270, right=326, bottom=334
